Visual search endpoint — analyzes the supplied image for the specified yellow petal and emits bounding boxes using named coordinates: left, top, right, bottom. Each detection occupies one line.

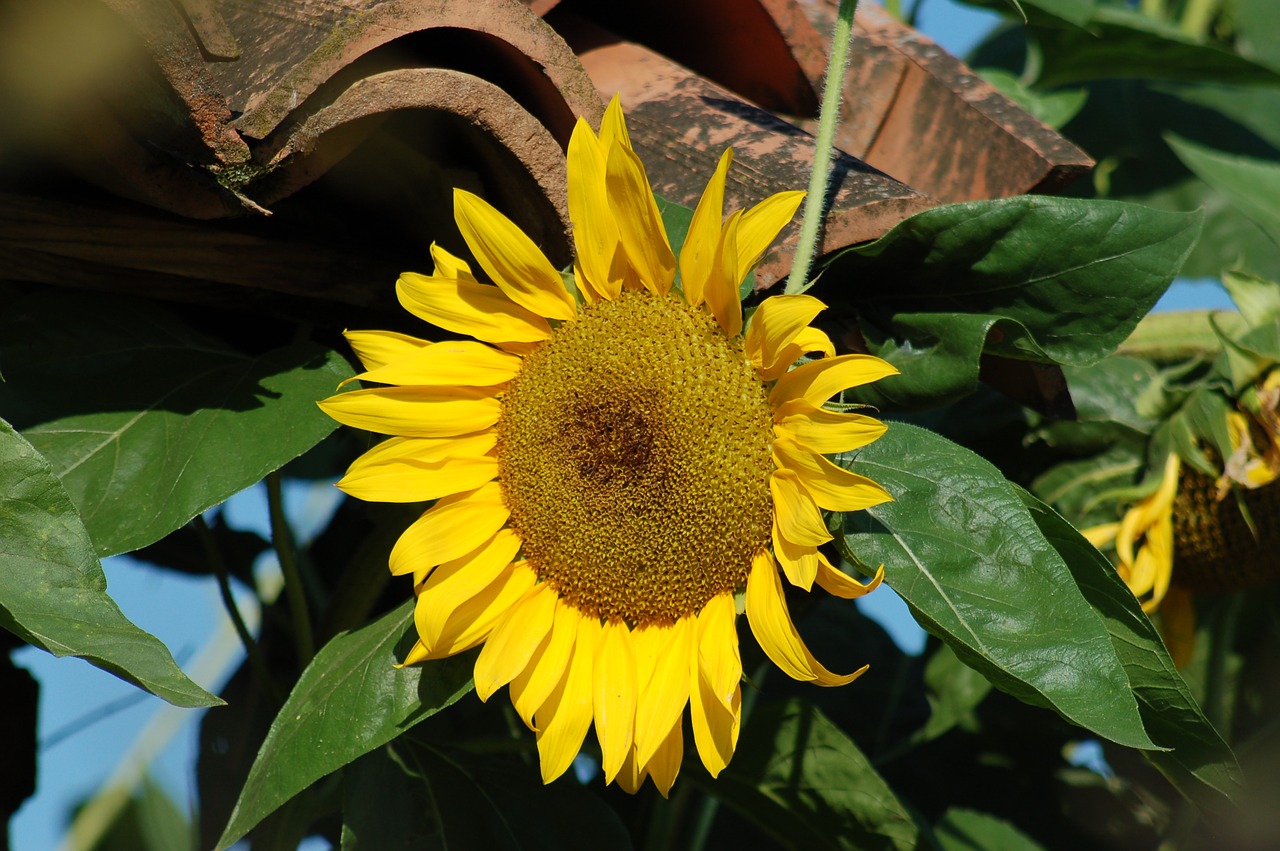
left=1080, top=521, right=1120, bottom=549
left=770, top=354, right=899, bottom=407
left=645, top=717, right=683, bottom=798
left=510, top=598, right=579, bottom=730
left=355, top=340, right=523, bottom=388
left=1158, top=584, right=1196, bottom=669
left=453, top=189, right=577, bottom=322
left=474, top=581, right=558, bottom=701
left=1117, top=454, right=1180, bottom=566
left=771, top=468, right=832, bottom=547
left=745, top=294, right=826, bottom=373
left=343, top=329, right=431, bottom=372
left=416, top=528, right=523, bottom=647
left=346, top=431, right=497, bottom=468
left=594, top=620, right=638, bottom=784
left=679, top=148, right=732, bottom=308
left=775, top=399, right=888, bottom=455
left=773, top=436, right=893, bottom=512
left=318, top=385, right=501, bottom=438
left=614, top=744, right=648, bottom=795
left=733, top=190, right=804, bottom=282
left=337, top=452, right=497, bottom=503
left=688, top=658, right=740, bottom=779
left=387, top=481, right=509, bottom=578
left=397, top=272, right=552, bottom=344
left=568, top=117, right=623, bottom=301
left=536, top=614, right=600, bottom=783
left=598, top=93, right=631, bottom=152
left=697, top=593, right=741, bottom=713
left=429, top=242, right=477, bottom=281
left=773, top=521, right=818, bottom=591
left=705, top=209, right=745, bottom=337
left=759, top=326, right=836, bottom=382
left=746, top=550, right=867, bottom=686
left=418, top=561, right=536, bottom=659
left=815, top=555, right=884, bottom=600
left=633, top=616, right=693, bottom=767
left=605, top=140, right=675, bottom=295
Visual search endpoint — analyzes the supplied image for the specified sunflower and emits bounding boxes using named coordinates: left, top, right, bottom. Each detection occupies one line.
left=319, top=96, right=895, bottom=795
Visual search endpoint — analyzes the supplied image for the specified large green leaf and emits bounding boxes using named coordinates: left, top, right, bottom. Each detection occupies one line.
left=1168, top=134, right=1280, bottom=247
left=826, top=197, right=1200, bottom=408
left=709, top=699, right=918, bottom=851
left=0, top=418, right=218, bottom=707
left=0, top=291, right=352, bottom=557
left=1016, top=489, right=1243, bottom=811
left=216, top=601, right=475, bottom=849
left=837, top=423, right=1155, bottom=749
left=1031, top=6, right=1280, bottom=88
left=343, top=740, right=631, bottom=851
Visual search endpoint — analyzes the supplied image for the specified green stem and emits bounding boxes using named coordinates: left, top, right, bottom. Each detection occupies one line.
left=1203, top=593, right=1242, bottom=737
left=193, top=515, right=282, bottom=705
left=1179, top=0, right=1221, bottom=39
left=783, top=0, right=859, bottom=296
left=267, top=471, right=316, bottom=666
left=883, top=0, right=902, bottom=21
left=1140, top=0, right=1167, bottom=19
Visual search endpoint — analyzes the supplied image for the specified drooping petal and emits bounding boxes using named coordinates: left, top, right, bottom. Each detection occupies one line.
left=733, top=190, right=805, bottom=282
left=773, top=436, right=893, bottom=512
left=605, top=141, right=676, bottom=295
left=614, top=744, right=648, bottom=795
left=416, top=529, right=523, bottom=647
left=337, top=452, right=498, bottom=503
left=387, top=481, right=509, bottom=579
left=815, top=554, right=883, bottom=600
left=633, top=616, right=693, bottom=767
left=594, top=620, right=638, bottom=784
left=770, top=468, right=832, bottom=547
left=568, top=117, right=623, bottom=301
left=417, top=560, right=537, bottom=659
left=774, top=399, right=888, bottom=455
left=746, top=550, right=868, bottom=687
left=343, top=329, right=431, bottom=373
left=536, top=615, right=600, bottom=783
left=745, top=294, right=825, bottom=373
left=645, top=717, right=683, bottom=798
left=773, top=521, right=818, bottom=590
left=510, top=598, right=579, bottom=729
left=1158, top=584, right=1196, bottom=669
left=397, top=273, right=552, bottom=344
left=705, top=209, right=745, bottom=337
left=696, top=592, right=741, bottom=713
left=318, top=385, right=501, bottom=438
left=453, top=189, right=578, bottom=321
left=770, top=354, right=899, bottom=407
left=429, top=242, right=478, bottom=281
left=689, top=659, right=740, bottom=779
left=679, top=148, right=732, bottom=308
left=355, top=340, right=523, bottom=388
left=759, top=326, right=836, bottom=382
left=474, top=580, right=558, bottom=701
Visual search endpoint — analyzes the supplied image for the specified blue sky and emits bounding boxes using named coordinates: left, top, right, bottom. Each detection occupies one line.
left=8, top=2, right=1232, bottom=849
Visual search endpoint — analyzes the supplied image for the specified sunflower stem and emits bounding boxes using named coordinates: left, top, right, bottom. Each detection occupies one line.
left=783, top=0, right=858, bottom=296
left=1204, top=592, right=1242, bottom=737
left=267, top=471, right=316, bottom=667
left=193, top=514, right=282, bottom=705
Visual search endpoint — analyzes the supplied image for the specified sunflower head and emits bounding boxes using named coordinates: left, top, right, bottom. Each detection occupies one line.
left=319, top=95, right=896, bottom=795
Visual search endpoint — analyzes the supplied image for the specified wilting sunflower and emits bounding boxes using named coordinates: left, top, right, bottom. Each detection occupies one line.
left=319, top=96, right=894, bottom=795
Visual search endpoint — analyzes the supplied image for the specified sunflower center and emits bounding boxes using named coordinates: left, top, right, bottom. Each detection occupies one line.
left=497, top=290, right=774, bottom=626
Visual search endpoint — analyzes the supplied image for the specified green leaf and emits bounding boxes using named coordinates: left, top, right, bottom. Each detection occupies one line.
left=1030, top=444, right=1144, bottom=528
left=1015, top=489, right=1243, bottom=811
left=1031, top=6, right=1280, bottom=88
left=1222, top=270, right=1280, bottom=328
left=827, top=197, right=1200, bottom=409
left=934, top=808, right=1047, bottom=851
left=959, top=0, right=1097, bottom=28
left=0, top=418, right=219, bottom=707
left=709, top=699, right=918, bottom=851
left=915, top=643, right=992, bottom=743
left=0, top=291, right=352, bottom=557
left=977, top=68, right=1088, bottom=129
left=216, top=601, right=475, bottom=849
left=1235, top=0, right=1280, bottom=70
left=837, top=423, right=1156, bottom=749
left=1168, top=134, right=1280, bottom=247
left=343, top=740, right=631, bottom=851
